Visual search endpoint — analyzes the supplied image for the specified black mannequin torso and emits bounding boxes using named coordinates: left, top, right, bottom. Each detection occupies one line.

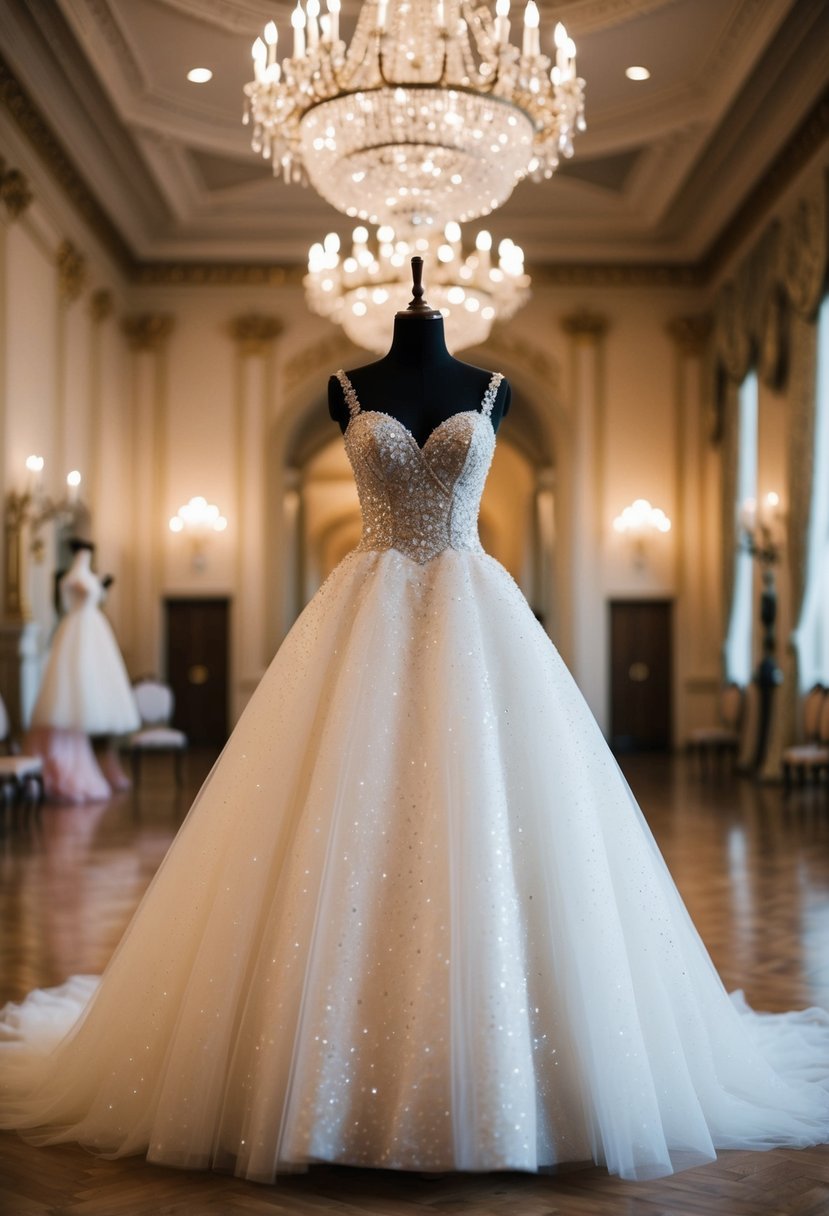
left=329, top=313, right=511, bottom=447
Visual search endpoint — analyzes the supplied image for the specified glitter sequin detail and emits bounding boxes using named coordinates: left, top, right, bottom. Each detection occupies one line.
left=337, top=370, right=502, bottom=565
left=3, top=365, right=829, bottom=1183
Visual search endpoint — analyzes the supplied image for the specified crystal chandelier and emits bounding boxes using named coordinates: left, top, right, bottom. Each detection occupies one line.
left=305, top=221, right=530, bottom=351
left=243, top=0, right=584, bottom=232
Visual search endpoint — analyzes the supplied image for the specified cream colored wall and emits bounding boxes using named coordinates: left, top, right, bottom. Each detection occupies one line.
left=13, top=119, right=823, bottom=746
left=0, top=160, right=715, bottom=740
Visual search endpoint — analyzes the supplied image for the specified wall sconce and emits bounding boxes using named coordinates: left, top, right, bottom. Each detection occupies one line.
left=3, top=457, right=86, bottom=619
left=739, top=492, right=783, bottom=566
left=612, top=498, right=671, bottom=567
left=169, top=496, right=228, bottom=571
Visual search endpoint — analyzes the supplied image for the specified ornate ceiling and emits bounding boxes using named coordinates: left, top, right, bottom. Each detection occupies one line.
left=0, top=0, right=826, bottom=269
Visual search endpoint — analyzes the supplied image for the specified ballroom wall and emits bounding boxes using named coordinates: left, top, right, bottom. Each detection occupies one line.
left=2, top=100, right=826, bottom=746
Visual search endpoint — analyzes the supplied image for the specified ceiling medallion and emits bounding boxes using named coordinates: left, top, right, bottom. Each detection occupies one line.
left=244, top=0, right=585, bottom=232
left=305, top=221, right=530, bottom=352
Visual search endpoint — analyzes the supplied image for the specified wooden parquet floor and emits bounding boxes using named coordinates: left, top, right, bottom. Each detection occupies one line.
left=1, top=753, right=829, bottom=1216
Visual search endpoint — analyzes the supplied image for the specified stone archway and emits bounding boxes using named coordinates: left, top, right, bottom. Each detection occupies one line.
left=267, top=333, right=572, bottom=660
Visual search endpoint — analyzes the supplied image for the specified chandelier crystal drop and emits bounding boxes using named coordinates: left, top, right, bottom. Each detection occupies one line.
left=243, top=0, right=585, bottom=231
left=305, top=222, right=530, bottom=352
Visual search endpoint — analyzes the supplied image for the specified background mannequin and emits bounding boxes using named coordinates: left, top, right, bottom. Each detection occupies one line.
left=27, top=539, right=139, bottom=802
left=329, top=257, right=510, bottom=444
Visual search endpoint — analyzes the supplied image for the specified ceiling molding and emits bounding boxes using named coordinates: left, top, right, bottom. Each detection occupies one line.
left=0, top=52, right=133, bottom=271
left=1, top=45, right=825, bottom=292
left=701, top=86, right=829, bottom=281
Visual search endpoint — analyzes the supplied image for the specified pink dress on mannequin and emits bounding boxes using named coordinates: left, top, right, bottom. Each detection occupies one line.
left=27, top=550, right=139, bottom=802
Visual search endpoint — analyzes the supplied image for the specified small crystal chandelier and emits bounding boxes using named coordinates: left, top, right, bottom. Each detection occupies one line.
left=305, top=222, right=530, bottom=351
left=243, top=0, right=585, bottom=232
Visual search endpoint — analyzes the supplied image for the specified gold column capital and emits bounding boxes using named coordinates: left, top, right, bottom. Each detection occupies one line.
left=229, top=313, right=283, bottom=356
left=0, top=161, right=33, bottom=220
left=90, top=288, right=114, bottom=324
left=56, top=239, right=87, bottom=303
left=560, top=309, right=609, bottom=342
left=121, top=313, right=176, bottom=351
left=667, top=313, right=713, bottom=356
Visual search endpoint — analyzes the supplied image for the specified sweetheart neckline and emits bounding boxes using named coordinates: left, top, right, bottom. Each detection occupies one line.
left=345, top=408, right=494, bottom=453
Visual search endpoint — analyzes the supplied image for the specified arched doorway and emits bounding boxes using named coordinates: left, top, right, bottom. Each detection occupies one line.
left=270, top=342, right=568, bottom=654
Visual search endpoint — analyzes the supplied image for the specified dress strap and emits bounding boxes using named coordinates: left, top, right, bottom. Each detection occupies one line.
left=480, top=372, right=504, bottom=419
left=335, top=369, right=361, bottom=419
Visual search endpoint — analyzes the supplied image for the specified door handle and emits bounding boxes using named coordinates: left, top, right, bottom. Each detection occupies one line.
left=188, top=664, right=209, bottom=685
left=628, top=661, right=650, bottom=682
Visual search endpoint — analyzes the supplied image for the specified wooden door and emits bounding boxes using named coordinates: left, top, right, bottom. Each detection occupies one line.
left=164, top=598, right=229, bottom=747
left=610, top=599, right=672, bottom=752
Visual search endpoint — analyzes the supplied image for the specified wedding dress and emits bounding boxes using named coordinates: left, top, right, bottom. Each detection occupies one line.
left=26, top=554, right=139, bottom=800
left=2, top=370, right=828, bottom=1182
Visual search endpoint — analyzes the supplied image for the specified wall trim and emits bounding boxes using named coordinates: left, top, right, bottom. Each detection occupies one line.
left=1, top=55, right=827, bottom=291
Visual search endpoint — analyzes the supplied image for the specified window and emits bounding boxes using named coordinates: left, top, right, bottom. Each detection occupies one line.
left=724, top=370, right=758, bottom=685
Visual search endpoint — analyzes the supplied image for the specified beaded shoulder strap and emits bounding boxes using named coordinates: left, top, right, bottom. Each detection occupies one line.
left=335, top=369, right=361, bottom=419
left=481, top=372, right=504, bottom=419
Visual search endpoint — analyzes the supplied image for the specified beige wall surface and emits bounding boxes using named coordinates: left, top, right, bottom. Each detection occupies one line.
left=2, top=122, right=826, bottom=746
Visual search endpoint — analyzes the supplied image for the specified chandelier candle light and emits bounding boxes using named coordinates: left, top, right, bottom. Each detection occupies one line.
left=306, top=220, right=529, bottom=351
left=244, top=0, right=585, bottom=232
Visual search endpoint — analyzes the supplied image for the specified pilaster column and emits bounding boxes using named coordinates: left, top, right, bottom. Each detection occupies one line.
left=55, top=240, right=87, bottom=483
left=229, top=314, right=282, bottom=720
left=122, top=313, right=175, bottom=677
left=0, top=165, right=40, bottom=732
left=534, top=466, right=556, bottom=632
left=88, top=290, right=114, bottom=522
left=560, top=308, right=609, bottom=727
left=668, top=313, right=714, bottom=742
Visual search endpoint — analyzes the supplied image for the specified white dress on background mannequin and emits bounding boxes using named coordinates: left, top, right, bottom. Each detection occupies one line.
left=1, top=371, right=828, bottom=1181
left=27, top=550, right=139, bottom=801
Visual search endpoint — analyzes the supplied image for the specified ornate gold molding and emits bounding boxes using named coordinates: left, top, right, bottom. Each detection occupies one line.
left=134, top=263, right=303, bottom=287
left=560, top=309, right=609, bottom=341
left=532, top=263, right=701, bottom=287
left=476, top=329, right=560, bottom=391
left=0, top=55, right=132, bottom=271
left=56, top=239, right=87, bottom=303
left=89, top=287, right=114, bottom=323
left=667, top=313, right=713, bottom=357
left=703, top=88, right=829, bottom=280
left=121, top=313, right=175, bottom=351
left=229, top=313, right=283, bottom=355
left=0, top=159, right=33, bottom=219
left=285, top=333, right=356, bottom=393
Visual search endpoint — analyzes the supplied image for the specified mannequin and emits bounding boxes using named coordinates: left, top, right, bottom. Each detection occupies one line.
left=329, top=257, right=511, bottom=445
left=27, top=538, right=139, bottom=801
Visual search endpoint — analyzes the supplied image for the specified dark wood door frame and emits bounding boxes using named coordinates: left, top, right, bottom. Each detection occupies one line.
left=609, top=598, right=673, bottom=753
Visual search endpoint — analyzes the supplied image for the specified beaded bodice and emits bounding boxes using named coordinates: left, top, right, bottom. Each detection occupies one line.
left=337, top=369, right=503, bottom=565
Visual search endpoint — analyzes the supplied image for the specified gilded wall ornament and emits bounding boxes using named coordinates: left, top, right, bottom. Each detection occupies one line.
left=0, top=163, right=33, bottom=219
left=121, top=313, right=175, bottom=351
left=667, top=314, right=712, bottom=357
left=89, top=289, right=114, bottom=323
left=56, top=240, right=87, bottom=303
left=229, top=314, right=283, bottom=357
left=783, top=180, right=827, bottom=319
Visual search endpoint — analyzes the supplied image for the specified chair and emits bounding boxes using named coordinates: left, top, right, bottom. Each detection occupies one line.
left=0, top=691, right=44, bottom=813
left=782, top=686, right=829, bottom=789
left=687, top=683, right=744, bottom=772
left=122, top=679, right=188, bottom=786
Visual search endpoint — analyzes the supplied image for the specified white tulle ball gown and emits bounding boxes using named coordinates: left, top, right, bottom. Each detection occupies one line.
left=26, top=551, right=140, bottom=801
left=1, top=370, right=828, bottom=1183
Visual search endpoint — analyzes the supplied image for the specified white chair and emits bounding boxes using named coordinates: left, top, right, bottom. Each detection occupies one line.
left=782, top=686, right=829, bottom=789
left=122, top=679, right=188, bottom=786
left=0, top=691, right=44, bottom=810
left=687, top=683, right=744, bottom=772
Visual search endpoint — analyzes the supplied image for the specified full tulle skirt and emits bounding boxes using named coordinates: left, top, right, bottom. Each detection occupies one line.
left=31, top=608, right=140, bottom=736
left=2, top=549, right=828, bottom=1181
